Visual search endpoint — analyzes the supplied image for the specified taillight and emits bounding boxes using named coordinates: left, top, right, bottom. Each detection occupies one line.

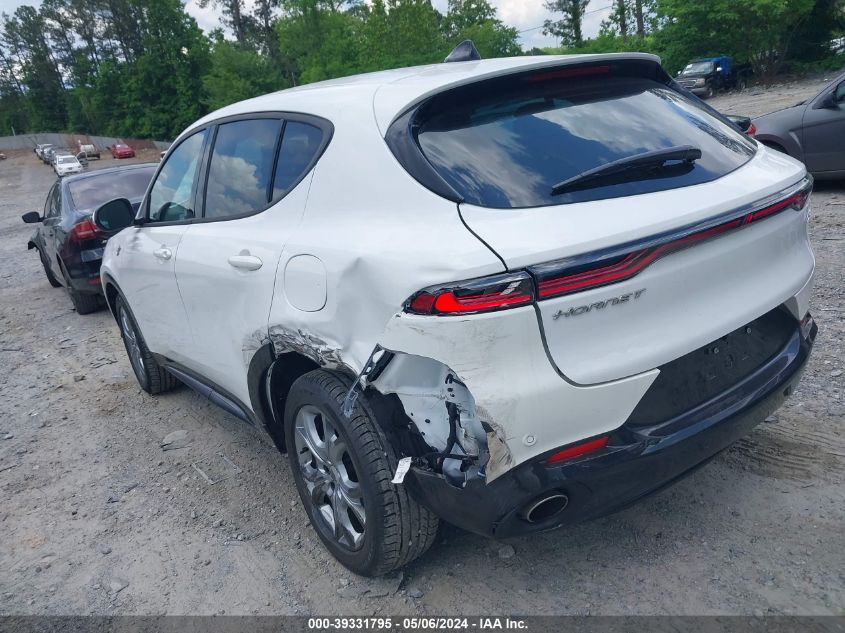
left=406, top=271, right=535, bottom=316
left=405, top=181, right=811, bottom=313
left=531, top=181, right=812, bottom=300
left=546, top=435, right=609, bottom=465
left=746, top=122, right=757, bottom=136
left=70, top=218, right=102, bottom=242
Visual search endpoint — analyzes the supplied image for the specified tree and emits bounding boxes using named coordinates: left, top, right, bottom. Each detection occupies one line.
left=442, top=0, right=521, bottom=57
left=543, top=0, right=589, bottom=48
left=197, top=0, right=251, bottom=45
left=204, top=38, right=286, bottom=110
left=600, top=0, right=629, bottom=38
left=2, top=6, right=68, bottom=131
left=654, top=0, right=816, bottom=81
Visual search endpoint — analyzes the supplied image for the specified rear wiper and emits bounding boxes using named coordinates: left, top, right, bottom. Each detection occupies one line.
left=550, top=145, right=702, bottom=196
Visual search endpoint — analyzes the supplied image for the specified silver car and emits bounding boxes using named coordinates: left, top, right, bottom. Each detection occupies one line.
left=753, top=69, right=845, bottom=179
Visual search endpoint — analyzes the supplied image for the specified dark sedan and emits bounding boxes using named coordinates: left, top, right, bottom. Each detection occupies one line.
left=22, top=163, right=156, bottom=314
left=752, top=69, right=845, bottom=179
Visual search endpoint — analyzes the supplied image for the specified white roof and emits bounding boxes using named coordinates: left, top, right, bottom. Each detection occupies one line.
left=188, top=53, right=661, bottom=137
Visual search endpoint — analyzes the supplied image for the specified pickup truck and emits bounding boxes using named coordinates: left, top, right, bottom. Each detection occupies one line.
left=76, top=141, right=100, bottom=160
left=675, top=56, right=752, bottom=98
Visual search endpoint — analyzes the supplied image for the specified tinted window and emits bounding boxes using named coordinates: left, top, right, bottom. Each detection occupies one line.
left=204, top=118, right=281, bottom=219
left=68, top=166, right=156, bottom=211
left=272, top=121, right=323, bottom=201
left=44, top=184, right=60, bottom=218
left=414, top=74, right=756, bottom=208
left=148, top=129, right=207, bottom=222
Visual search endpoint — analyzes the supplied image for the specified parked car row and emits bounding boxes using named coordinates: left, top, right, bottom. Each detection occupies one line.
left=23, top=47, right=822, bottom=577
left=34, top=140, right=137, bottom=172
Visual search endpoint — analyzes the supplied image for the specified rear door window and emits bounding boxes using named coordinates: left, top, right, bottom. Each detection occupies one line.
left=204, top=118, right=282, bottom=220
left=272, top=121, right=324, bottom=202
left=412, top=70, right=756, bottom=208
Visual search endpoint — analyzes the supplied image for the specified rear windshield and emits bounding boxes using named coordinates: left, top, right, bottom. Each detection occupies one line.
left=413, top=72, right=755, bottom=208
left=68, top=166, right=156, bottom=211
left=58, top=156, right=77, bottom=164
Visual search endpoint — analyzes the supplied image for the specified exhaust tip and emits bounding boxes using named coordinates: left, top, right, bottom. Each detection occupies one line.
left=523, top=492, right=569, bottom=523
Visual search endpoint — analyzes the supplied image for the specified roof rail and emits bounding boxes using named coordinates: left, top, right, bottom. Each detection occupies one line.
left=444, top=40, right=481, bottom=63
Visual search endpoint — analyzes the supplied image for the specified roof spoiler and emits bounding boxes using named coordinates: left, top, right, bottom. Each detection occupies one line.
left=444, top=40, right=481, bottom=63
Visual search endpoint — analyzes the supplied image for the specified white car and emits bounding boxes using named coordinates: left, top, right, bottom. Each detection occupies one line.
left=92, top=50, right=817, bottom=576
left=54, top=154, right=83, bottom=177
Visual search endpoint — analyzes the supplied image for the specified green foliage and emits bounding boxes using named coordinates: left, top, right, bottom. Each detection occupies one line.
left=204, top=40, right=286, bottom=110
left=543, top=0, right=590, bottom=48
left=652, top=0, right=817, bottom=79
left=0, top=0, right=840, bottom=138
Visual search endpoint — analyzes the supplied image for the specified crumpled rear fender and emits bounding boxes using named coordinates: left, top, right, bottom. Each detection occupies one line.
left=375, top=306, right=658, bottom=481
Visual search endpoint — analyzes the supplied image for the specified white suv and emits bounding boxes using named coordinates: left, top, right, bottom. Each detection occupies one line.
left=93, top=52, right=817, bottom=576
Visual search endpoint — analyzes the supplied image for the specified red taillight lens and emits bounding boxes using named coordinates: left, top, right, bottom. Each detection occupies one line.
left=70, top=218, right=101, bottom=242
left=406, top=272, right=535, bottom=316
left=527, top=64, right=611, bottom=83
left=546, top=435, right=609, bottom=465
left=746, top=122, right=757, bottom=136
left=532, top=182, right=811, bottom=300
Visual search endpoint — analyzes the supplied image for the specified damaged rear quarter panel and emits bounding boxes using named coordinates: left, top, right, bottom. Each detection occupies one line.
left=377, top=307, right=657, bottom=481
left=263, top=95, right=656, bottom=482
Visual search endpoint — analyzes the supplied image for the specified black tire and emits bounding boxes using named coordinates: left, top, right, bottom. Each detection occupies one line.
left=38, top=249, right=62, bottom=288
left=284, top=370, right=439, bottom=576
left=115, top=295, right=179, bottom=395
left=705, top=83, right=715, bottom=99
left=59, top=262, right=100, bottom=315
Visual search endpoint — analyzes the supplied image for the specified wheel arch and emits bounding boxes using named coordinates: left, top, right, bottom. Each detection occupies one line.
left=260, top=351, right=321, bottom=452
left=101, top=273, right=121, bottom=322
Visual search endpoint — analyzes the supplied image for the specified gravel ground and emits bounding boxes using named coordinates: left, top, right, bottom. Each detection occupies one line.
left=1, top=80, right=844, bottom=616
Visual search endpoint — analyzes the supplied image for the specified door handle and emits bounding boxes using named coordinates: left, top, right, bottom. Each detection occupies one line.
left=228, top=254, right=263, bottom=271
left=153, top=246, right=172, bottom=260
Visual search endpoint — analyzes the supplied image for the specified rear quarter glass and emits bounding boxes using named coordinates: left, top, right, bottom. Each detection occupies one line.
left=409, top=71, right=756, bottom=208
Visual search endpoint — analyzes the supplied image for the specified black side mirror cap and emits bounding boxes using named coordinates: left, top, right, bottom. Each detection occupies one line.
left=92, top=198, right=135, bottom=234
left=726, top=114, right=752, bottom=132
left=815, top=92, right=840, bottom=109
left=22, top=211, right=42, bottom=224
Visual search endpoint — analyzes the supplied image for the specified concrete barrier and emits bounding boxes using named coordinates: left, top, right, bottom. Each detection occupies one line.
left=0, top=132, right=170, bottom=152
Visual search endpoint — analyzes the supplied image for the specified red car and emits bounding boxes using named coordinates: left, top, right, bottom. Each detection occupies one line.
left=109, top=142, right=135, bottom=159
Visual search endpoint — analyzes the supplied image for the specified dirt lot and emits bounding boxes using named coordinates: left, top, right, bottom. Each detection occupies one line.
left=1, top=80, right=844, bottom=616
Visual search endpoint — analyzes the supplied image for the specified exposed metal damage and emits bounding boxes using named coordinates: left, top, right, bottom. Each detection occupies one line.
left=268, top=325, right=345, bottom=368
left=362, top=350, right=495, bottom=488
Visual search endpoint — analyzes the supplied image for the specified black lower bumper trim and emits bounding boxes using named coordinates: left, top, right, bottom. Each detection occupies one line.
left=406, top=314, right=816, bottom=539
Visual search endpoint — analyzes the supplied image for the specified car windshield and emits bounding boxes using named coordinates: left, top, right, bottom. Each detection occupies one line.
left=58, top=156, right=77, bottom=164
left=682, top=61, right=714, bottom=75
left=68, top=166, right=156, bottom=211
left=414, top=73, right=756, bottom=208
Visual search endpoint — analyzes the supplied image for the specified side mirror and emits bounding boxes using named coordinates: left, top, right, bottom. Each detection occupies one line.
left=22, top=211, right=42, bottom=224
left=726, top=114, right=752, bottom=132
left=715, top=66, right=722, bottom=72
left=816, top=91, right=840, bottom=109
left=92, top=198, right=135, bottom=234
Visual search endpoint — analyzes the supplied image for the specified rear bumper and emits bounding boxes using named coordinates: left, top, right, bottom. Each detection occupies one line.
left=407, top=314, right=816, bottom=539
left=63, top=247, right=105, bottom=295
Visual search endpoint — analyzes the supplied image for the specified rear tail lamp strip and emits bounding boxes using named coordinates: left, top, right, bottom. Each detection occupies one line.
left=405, top=177, right=812, bottom=315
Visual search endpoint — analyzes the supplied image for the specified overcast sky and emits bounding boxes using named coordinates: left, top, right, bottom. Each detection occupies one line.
left=0, top=0, right=613, bottom=50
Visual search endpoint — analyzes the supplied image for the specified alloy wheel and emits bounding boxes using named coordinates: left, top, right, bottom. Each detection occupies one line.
left=294, top=404, right=366, bottom=550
